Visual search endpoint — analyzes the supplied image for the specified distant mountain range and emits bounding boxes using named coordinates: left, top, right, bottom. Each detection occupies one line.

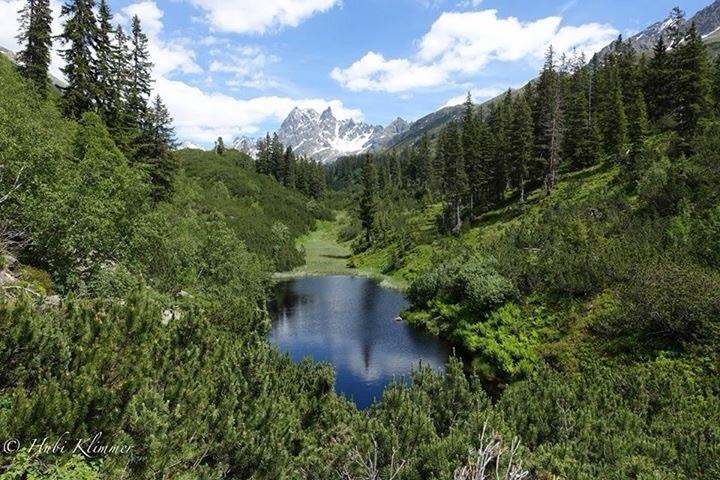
left=233, top=107, right=409, bottom=163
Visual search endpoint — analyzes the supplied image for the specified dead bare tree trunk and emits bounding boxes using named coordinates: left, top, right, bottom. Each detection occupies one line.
left=453, top=423, right=530, bottom=480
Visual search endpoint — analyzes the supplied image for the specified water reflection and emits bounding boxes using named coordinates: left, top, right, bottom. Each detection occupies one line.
left=268, top=276, right=451, bottom=409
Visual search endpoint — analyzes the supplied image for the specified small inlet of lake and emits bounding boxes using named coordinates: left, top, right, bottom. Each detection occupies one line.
left=269, top=276, right=451, bottom=409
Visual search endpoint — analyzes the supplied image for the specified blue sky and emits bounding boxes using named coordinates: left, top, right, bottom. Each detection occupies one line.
left=0, top=0, right=712, bottom=146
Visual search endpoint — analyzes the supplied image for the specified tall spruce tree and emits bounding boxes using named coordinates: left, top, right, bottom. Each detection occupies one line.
left=646, top=37, right=673, bottom=126
left=256, top=134, right=271, bottom=175
left=16, top=0, right=53, bottom=95
left=628, top=90, right=649, bottom=165
left=509, top=94, right=534, bottom=202
left=107, top=25, right=135, bottom=154
left=358, top=155, right=377, bottom=247
left=442, top=121, right=468, bottom=233
left=142, top=95, right=178, bottom=200
left=128, top=15, right=153, bottom=133
left=534, top=47, right=563, bottom=194
left=59, top=0, right=97, bottom=118
left=490, top=91, right=513, bottom=203
left=270, top=133, right=284, bottom=181
left=284, top=146, right=296, bottom=189
left=563, top=52, right=600, bottom=169
left=600, top=61, right=629, bottom=161
left=94, top=0, right=116, bottom=122
left=461, top=93, right=483, bottom=211
left=415, top=134, right=434, bottom=199
left=671, top=23, right=712, bottom=140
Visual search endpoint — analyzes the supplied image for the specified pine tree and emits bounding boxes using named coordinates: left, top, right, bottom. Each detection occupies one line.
left=284, top=146, right=296, bottom=189
left=358, top=155, right=377, bottom=248
left=600, top=61, right=629, bottom=161
left=509, top=94, right=534, bottom=202
left=59, top=0, right=98, bottom=118
left=442, top=121, right=468, bottom=233
left=16, top=0, right=53, bottom=95
left=671, top=23, right=712, bottom=140
left=646, top=37, right=673, bottom=126
left=94, top=0, right=116, bottom=122
left=534, top=47, right=563, bottom=194
left=142, top=95, right=178, bottom=200
left=107, top=25, right=135, bottom=154
left=215, top=137, right=226, bottom=155
left=628, top=91, right=649, bottom=165
left=490, top=91, right=513, bottom=203
left=461, top=93, right=482, bottom=212
left=563, top=52, right=600, bottom=170
left=128, top=15, right=153, bottom=132
left=270, top=133, right=284, bottom=181
left=415, top=135, right=434, bottom=199
left=256, top=134, right=271, bottom=175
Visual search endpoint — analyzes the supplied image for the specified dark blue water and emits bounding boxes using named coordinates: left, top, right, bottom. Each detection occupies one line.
left=269, top=276, right=451, bottom=409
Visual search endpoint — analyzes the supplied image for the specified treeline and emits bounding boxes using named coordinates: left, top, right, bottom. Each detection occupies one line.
left=338, top=9, right=720, bottom=239
left=254, top=133, right=327, bottom=198
left=214, top=133, right=328, bottom=199
left=16, top=0, right=176, bottom=200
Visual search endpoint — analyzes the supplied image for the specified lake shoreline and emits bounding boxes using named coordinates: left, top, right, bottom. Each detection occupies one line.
left=274, top=212, right=408, bottom=291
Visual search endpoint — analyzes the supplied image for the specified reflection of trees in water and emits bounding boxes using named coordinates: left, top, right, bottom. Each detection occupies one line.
left=359, top=279, right=379, bottom=374
left=268, top=280, right=305, bottom=319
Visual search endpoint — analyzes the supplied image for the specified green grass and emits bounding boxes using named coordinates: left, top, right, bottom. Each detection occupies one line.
left=275, top=212, right=406, bottom=289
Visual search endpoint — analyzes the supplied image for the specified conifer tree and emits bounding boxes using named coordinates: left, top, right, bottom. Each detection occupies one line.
left=509, top=94, right=534, bottom=202
left=600, top=61, right=629, bottom=161
left=628, top=91, right=649, bottom=164
left=215, top=137, right=226, bottom=155
left=671, top=23, right=712, bottom=140
left=107, top=25, right=135, bottom=153
left=94, top=0, right=116, bottom=122
left=270, top=133, right=284, bottom=181
left=284, top=146, right=296, bottom=189
left=563, top=52, right=600, bottom=170
left=442, top=121, right=468, bottom=233
left=256, top=134, right=271, bottom=175
left=461, top=93, right=482, bottom=211
left=59, top=0, right=98, bottom=118
left=646, top=37, right=673, bottom=126
left=16, top=0, right=53, bottom=95
left=490, top=91, right=513, bottom=203
left=415, top=135, right=434, bottom=199
left=128, top=15, right=153, bottom=132
left=534, top=47, right=563, bottom=194
left=141, top=95, right=178, bottom=200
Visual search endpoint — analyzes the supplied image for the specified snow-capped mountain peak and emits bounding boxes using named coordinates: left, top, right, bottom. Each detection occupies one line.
left=234, top=107, right=409, bottom=163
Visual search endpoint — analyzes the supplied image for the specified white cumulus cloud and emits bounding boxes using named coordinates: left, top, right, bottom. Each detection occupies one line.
left=186, top=0, right=339, bottom=34
left=156, top=77, right=363, bottom=143
left=119, top=1, right=202, bottom=77
left=332, top=9, right=619, bottom=93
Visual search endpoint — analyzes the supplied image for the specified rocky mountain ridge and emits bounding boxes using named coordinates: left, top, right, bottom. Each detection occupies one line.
left=233, top=107, right=409, bottom=163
